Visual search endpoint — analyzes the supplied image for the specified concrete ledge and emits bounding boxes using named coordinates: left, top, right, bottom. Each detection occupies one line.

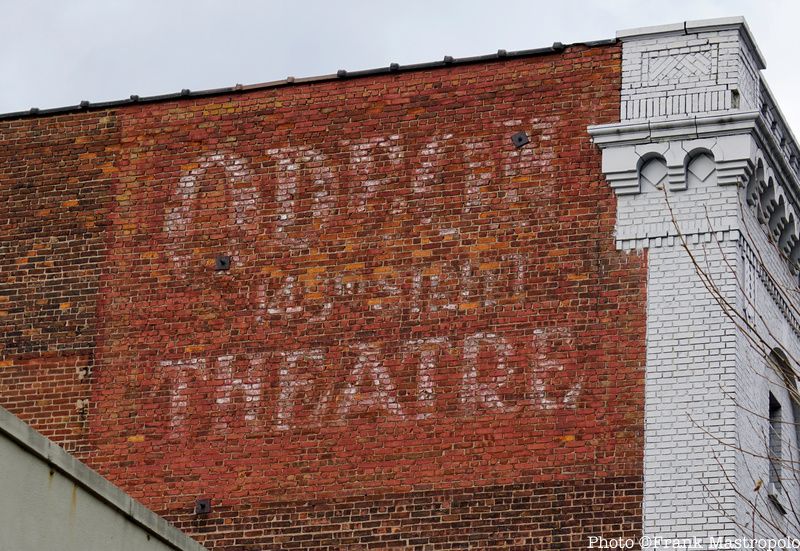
left=616, top=21, right=686, bottom=40
left=588, top=111, right=761, bottom=147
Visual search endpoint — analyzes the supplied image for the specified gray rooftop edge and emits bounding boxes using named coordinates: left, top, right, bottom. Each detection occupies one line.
left=0, top=38, right=616, bottom=121
left=616, top=16, right=767, bottom=70
left=0, top=406, right=208, bottom=551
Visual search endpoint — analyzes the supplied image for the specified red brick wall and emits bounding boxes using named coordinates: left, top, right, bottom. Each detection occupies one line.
left=1, top=43, right=646, bottom=549
left=0, top=111, right=118, bottom=454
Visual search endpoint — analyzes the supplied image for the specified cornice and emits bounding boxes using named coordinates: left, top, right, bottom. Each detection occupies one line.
left=588, top=112, right=800, bottom=214
left=588, top=111, right=760, bottom=148
left=589, top=110, right=800, bottom=279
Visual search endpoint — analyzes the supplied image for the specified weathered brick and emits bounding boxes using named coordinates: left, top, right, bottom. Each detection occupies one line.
left=0, top=42, right=646, bottom=549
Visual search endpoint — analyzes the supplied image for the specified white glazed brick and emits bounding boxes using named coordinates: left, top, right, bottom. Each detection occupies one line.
left=621, top=28, right=753, bottom=121
left=644, top=238, right=739, bottom=540
left=614, top=161, right=739, bottom=243
left=612, top=17, right=800, bottom=542
left=734, top=206, right=800, bottom=539
left=616, top=141, right=739, bottom=245
left=627, top=181, right=800, bottom=540
left=614, top=158, right=744, bottom=537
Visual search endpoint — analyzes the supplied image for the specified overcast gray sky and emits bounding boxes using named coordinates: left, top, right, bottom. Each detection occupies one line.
left=1, top=1, right=796, bottom=128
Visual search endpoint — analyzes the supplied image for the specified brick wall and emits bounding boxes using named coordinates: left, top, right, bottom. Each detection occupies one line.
left=0, top=112, right=118, bottom=454
left=0, top=43, right=646, bottom=549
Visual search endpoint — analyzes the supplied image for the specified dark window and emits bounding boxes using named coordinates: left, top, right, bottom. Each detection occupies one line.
left=769, top=392, right=782, bottom=492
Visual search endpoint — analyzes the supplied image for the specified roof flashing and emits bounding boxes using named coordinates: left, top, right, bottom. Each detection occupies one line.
left=0, top=38, right=616, bottom=121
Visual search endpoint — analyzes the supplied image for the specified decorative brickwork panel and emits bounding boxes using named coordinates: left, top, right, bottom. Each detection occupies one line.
left=645, top=47, right=716, bottom=85
left=620, top=29, right=745, bottom=120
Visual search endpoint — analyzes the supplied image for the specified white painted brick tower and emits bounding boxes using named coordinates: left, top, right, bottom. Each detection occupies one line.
left=590, top=17, right=800, bottom=541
